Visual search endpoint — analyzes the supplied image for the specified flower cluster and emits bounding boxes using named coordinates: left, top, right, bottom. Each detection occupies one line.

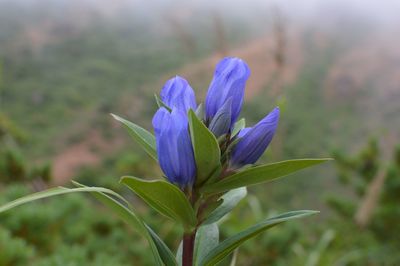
left=153, top=57, right=280, bottom=187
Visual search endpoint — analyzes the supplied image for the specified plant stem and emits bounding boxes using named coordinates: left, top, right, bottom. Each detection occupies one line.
left=182, top=230, right=196, bottom=266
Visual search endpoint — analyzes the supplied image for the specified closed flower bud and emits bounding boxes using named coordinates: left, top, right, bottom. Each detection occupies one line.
left=208, top=98, right=232, bottom=137
left=205, top=57, right=250, bottom=127
left=230, top=107, right=280, bottom=167
left=160, top=76, right=197, bottom=113
left=152, top=107, right=196, bottom=186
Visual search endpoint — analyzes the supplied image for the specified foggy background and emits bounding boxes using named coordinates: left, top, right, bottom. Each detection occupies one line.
left=0, top=0, right=399, bottom=265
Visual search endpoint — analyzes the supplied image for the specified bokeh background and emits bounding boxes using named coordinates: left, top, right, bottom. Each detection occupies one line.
left=1, top=0, right=399, bottom=265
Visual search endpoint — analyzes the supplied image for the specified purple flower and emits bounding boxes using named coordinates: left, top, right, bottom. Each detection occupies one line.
left=205, top=57, right=250, bottom=131
left=230, top=107, right=280, bottom=167
left=152, top=107, right=196, bottom=186
left=160, top=76, right=197, bottom=113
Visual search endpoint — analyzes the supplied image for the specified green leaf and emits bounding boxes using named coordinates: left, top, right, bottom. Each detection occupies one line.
left=72, top=182, right=177, bottom=266
left=195, top=103, right=205, bottom=120
left=194, top=223, right=219, bottom=266
left=154, top=94, right=172, bottom=112
left=188, top=109, right=221, bottom=185
left=201, top=159, right=333, bottom=194
left=198, top=198, right=223, bottom=223
left=203, top=187, right=247, bottom=225
left=121, top=176, right=197, bottom=230
left=146, top=224, right=178, bottom=266
left=0, top=186, right=124, bottom=213
left=176, top=241, right=183, bottom=266
left=177, top=223, right=220, bottom=266
left=111, top=114, right=157, bottom=161
left=231, top=118, right=245, bottom=137
left=203, top=164, right=223, bottom=186
left=199, top=210, right=319, bottom=266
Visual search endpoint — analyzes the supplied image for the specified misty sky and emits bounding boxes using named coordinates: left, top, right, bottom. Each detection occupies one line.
left=1, top=0, right=400, bottom=26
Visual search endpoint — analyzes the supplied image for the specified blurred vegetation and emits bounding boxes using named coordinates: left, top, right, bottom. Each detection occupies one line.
left=1, top=1, right=399, bottom=265
left=325, top=140, right=400, bottom=265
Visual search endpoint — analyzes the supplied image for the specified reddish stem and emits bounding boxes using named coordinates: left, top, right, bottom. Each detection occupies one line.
left=182, top=230, right=196, bottom=266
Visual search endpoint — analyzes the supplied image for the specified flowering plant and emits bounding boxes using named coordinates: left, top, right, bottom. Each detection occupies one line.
left=0, top=57, right=330, bottom=265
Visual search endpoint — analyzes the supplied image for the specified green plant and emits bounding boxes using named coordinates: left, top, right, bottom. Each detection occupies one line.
left=0, top=58, right=331, bottom=265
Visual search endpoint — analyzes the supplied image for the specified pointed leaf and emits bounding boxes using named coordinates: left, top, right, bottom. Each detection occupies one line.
left=188, top=109, right=221, bottom=184
left=199, top=210, right=319, bottom=266
left=195, top=103, right=205, bottom=120
left=111, top=114, right=157, bottom=161
left=0, top=186, right=123, bottom=213
left=231, top=118, right=245, bottom=137
left=194, top=223, right=219, bottom=266
left=146, top=224, right=178, bottom=266
left=202, top=159, right=333, bottom=194
left=121, top=176, right=197, bottom=230
left=203, top=187, right=247, bottom=225
left=154, top=94, right=172, bottom=112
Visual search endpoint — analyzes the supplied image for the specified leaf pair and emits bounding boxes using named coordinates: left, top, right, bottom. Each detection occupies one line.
left=112, top=114, right=332, bottom=196
left=112, top=114, right=331, bottom=227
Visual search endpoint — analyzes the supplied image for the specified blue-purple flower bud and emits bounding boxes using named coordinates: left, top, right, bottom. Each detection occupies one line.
left=205, top=57, right=250, bottom=127
left=152, top=107, right=196, bottom=186
left=208, top=98, right=232, bottom=137
left=230, top=107, right=280, bottom=167
left=160, top=76, right=197, bottom=113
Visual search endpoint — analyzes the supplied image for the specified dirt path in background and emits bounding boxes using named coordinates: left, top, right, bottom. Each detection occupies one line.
left=52, top=134, right=99, bottom=185
left=52, top=129, right=124, bottom=185
left=52, top=32, right=304, bottom=185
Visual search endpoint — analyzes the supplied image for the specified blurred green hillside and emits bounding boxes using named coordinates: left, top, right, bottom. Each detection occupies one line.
left=1, top=1, right=399, bottom=265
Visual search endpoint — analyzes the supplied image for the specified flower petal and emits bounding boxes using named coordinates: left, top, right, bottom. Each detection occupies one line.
left=160, top=76, right=197, bottom=113
left=205, top=57, right=250, bottom=125
left=231, top=107, right=280, bottom=167
left=152, top=107, right=196, bottom=186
